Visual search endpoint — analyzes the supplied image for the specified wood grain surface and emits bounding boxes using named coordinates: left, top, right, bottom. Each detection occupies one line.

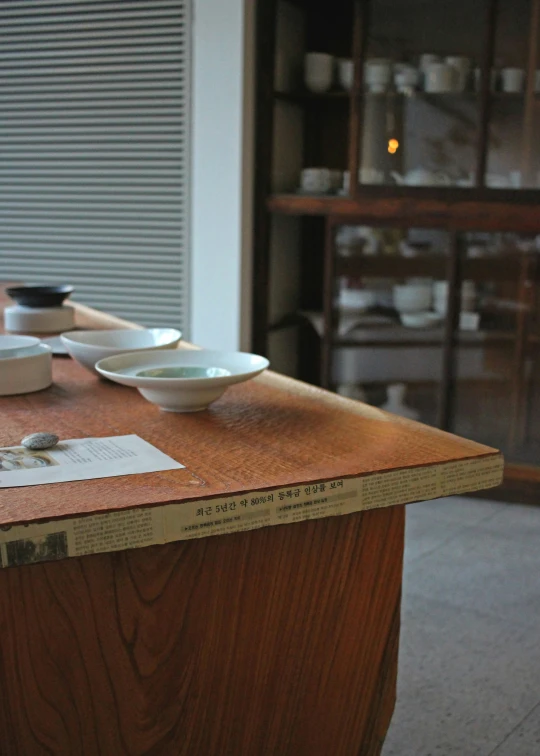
left=267, top=190, right=540, bottom=233
left=0, top=502, right=404, bottom=756
left=0, top=292, right=499, bottom=527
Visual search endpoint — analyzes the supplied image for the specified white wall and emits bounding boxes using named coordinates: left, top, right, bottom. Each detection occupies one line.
left=190, top=0, right=254, bottom=350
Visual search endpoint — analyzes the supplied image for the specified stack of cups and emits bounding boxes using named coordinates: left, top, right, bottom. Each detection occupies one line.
left=433, top=280, right=476, bottom=316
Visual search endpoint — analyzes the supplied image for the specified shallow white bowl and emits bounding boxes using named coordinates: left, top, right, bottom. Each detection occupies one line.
left=61, top=328, right=181, bottom=375
left=95, top=349, right=270, bottom=412
left=0, top=335, right=41, bottom=359
left=0, top=344, right=52, bottom=396
left=393, top=284, right=432, bottom=314
left=400, top=311, right=442, bottom=328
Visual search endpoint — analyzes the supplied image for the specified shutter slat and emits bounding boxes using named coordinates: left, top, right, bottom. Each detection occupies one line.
left=0, top=0, right=189, bottom=330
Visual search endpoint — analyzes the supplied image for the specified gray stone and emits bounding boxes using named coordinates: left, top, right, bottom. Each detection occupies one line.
left=21, top=432, right=59, bottom=450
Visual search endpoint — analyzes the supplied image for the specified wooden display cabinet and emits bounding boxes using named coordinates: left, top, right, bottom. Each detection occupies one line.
left=252, top=0, right=540, bottom=501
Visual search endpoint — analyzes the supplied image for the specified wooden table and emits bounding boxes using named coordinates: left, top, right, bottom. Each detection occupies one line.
left=0, top=300, right=503, bottom=756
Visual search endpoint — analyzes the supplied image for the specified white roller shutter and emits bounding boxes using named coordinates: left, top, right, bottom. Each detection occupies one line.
left=0, top=0, right=190, bottom=331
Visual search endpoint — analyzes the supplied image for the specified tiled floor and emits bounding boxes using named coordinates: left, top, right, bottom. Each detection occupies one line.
left=382, top=496, right=540, bottom=756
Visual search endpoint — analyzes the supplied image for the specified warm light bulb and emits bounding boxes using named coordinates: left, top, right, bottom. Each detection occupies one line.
left=388, top=138, right=399, bottom=154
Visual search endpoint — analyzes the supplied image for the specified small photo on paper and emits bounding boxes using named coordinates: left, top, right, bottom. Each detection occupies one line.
left=0, top=447, right=59, bottom=472
left=6, top=532, right=68, bottom=567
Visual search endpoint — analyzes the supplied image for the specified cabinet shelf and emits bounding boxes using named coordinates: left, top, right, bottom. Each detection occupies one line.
left=336, top=254, right=537, bottom=282
left=333, top=329, right=532, bottom=348
left=274, top=89, right=536, bottom=106
left=268, top=191, right=540, bottom=233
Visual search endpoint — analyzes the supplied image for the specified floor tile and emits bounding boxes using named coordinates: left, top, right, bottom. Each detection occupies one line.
left=403, top=523, right=540, bottom=628
left=490, top=702, right=540, bottom=755
left=382, top=593, right=540, bottom=756
left=404, top=507, right=465, bottom=563
left=406, top=496, right=506, bottom=527
left=480, top=502, right=540, bottom=539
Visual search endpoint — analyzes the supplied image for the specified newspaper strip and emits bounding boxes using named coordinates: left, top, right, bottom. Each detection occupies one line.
left=0, top=435, right=184, bottom=488
left=0, top=453, right=503, bottom=569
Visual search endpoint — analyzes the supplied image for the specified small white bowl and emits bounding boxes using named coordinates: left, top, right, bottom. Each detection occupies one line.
left=0, top=344, right=52, bottom=396
left=400, top=311, right=442, bottom=328
left=0, top=335, right=41, bottom=359
left=61, top=328, right=182, bottom=375
left=393, top=284, right=432, bottom=313
left=95, top=349, right=270, bottom=412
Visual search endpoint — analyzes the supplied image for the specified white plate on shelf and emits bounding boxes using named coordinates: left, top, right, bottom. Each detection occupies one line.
left=95, top=349, right=270, bottom=412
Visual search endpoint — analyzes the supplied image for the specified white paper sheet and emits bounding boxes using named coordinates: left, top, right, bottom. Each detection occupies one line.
left=0, top=435, right=184, bottom=488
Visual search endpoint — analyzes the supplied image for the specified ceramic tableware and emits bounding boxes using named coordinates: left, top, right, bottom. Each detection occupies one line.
left=6, top=285, right=73, bottom=308
left=300, top=167, right=332, bottom=193
left=0, top=344, right=52, bottom=397
left=338, top=288, right=377, bottom=312
left=400, top=311, right=441, bottom=328
left=391, top=168, right=451, bottom=186
left=445, top=55, right=471, bottom=92
left=394, top=65, right=419, bottom=93
left=0, top=335, right=41, bottom=359
left=501, top=67, right=525, bottom=93
left=304, top=52, right=334, bottom=93
left=393, top=284, right=432, bottom=313
left=424, top=62, right=455, bottom=93
left=419, top=54, right=441, bottom=71
left=337, top=58, right=354, bottom=90
left=61, top=328, right=182, bottom=375
left=364, top=58, right=392, bottom=93
left=95, top=349, right=270, bottom=412
left=5, top=304, right=75, bottom=334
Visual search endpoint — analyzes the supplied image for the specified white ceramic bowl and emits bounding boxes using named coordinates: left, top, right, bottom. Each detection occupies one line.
left=0, top=335, right=41, bottom=359
left=393, top=284, right=432, bottom=313
left=338, top=288, right=377, bottom=312
left=95, top=349, right=270, bottom=412
left=400, top=311, right=442, bottom=328
left=0, top=344, right=52, bottom=396
left=61, top=328, right=182, bottom=375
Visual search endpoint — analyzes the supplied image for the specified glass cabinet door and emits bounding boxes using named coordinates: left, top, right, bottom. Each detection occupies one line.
left=452, top=232, right=539, bottom=463
left=323, top=223, right=452, bottom=425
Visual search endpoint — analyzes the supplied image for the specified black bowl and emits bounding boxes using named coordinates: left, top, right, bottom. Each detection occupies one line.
left=6, top=285, right=74, bottom=308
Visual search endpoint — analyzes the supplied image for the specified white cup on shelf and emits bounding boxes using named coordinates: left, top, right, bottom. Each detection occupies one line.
left=300, top=167, right=332, bottom=193
left=424, top=62, right=455, bottom=93
left=393, top=284, right=432, bottom=314
left=359, top=166, right=385, bottom=184
left=394, top=64, right=420, bottom=93
left=364, top=58, right=392, bottom=93
left=304, top=52, right=334, bottom=93
left=338, top=58, right=354, bottom=90
left=419, top=53, right=441, bottom=71
left=445, top=55, right=471, bottom=92
left=501, top=67, right=525, bottom=93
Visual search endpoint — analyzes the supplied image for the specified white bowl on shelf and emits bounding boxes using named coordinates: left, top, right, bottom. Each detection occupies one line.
left=61, top=328, right=182, bottom=375
left=338, top=288, right=377, bottom=312
left=393, top=284, right=432, bottom=313
left=400, top=311, right=442, bottom=328
left=0, top=344, right=52, bottom=397
left=95, top=349, right=270, bottom=412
